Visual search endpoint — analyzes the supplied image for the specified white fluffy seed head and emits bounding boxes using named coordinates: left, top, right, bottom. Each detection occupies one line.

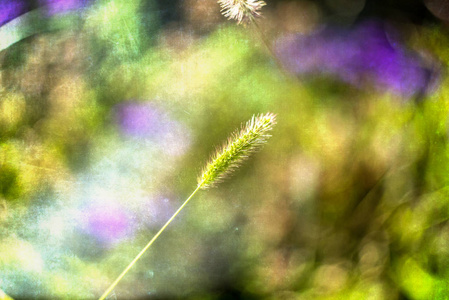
left=218, top=0, right=267, bottom=25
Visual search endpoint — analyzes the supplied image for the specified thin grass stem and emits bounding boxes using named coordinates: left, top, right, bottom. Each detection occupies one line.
left=250, top=20, right=291, bottom=78
left=98, top=184, right=203, bottom=300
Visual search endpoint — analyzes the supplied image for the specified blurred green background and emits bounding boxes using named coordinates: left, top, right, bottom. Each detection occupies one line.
left=2, top=0, right=449, bottom=299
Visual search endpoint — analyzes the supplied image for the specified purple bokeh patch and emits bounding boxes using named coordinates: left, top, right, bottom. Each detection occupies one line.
left=79, top=200, right=133, bottom=245
left=40, top=0, right=91, bottom=16
left=0, top=0, right=27, bottom=26
left=115, top=101, right=191, bottom=157
left=276, top=20, right=434, bottom=98
left=116, top=102, right=168, bottom=138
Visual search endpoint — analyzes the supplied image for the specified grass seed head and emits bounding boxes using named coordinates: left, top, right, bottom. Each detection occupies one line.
left=198, top=113, right=276, bottom=189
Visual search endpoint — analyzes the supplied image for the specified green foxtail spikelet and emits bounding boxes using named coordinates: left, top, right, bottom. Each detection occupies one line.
left=218, top=0, right=267, bottom=25
left=198, top=112, right=276, bottom=189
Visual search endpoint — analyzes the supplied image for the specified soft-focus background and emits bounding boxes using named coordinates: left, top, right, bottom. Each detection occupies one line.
left=1, top=0, right=449, bottom=299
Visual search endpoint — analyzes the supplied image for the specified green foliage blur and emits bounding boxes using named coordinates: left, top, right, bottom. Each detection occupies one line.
left=1, top=0, right=449, bottom=299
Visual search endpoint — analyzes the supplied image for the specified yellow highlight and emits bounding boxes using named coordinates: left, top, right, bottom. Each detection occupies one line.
left=0, top=289, right=14, bottom=300
left=397, top=256, right=436, bottom=300
left=0, top=93, right=25, bottom=129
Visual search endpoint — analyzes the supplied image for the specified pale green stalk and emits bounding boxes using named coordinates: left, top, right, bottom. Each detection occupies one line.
left=98, top=185, right=201, bottom=300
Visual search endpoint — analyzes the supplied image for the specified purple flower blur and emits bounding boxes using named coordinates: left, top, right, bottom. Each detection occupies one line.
left=80, top=200, right=133, bottom=245
left=0, top=0, right=92, bottom=27
left=40, top=0, right=91, bottom=16
left=276, top=20, right=434, bottom=98
left=116, top=102, right=166, bottom=137
left=115, top=101, right=191, bottom=157
left=0, top=0, right=27, bottom=26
